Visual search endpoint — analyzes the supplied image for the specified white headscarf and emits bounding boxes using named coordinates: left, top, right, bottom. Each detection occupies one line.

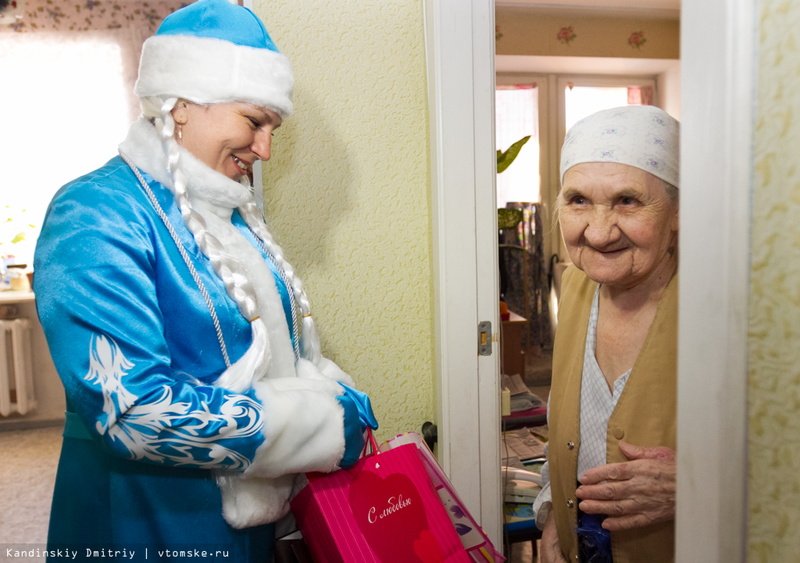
left=560, top=105, right=680, bottom=187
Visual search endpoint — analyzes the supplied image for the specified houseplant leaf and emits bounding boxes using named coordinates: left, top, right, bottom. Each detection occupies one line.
left=497, top=135, right=531, bottom=174
left=497, top=208, right=524, bottom=230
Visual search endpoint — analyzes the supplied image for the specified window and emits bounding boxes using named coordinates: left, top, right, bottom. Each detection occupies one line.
left=495, top=85, right=540, bottom=206
left=564, top=86, right=630, bottom=130
left=557, top=76, right=655, bottom=141
left=0, top=34, right=135, bottom=268
left=0, top=0, right=184, bottom=272
left=496, top=73, right=658, bottom=261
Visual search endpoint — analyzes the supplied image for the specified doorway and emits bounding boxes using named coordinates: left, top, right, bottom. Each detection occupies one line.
left=494, top=52, right=681, bottom=563
left=426, top=0, right=753, bottom=559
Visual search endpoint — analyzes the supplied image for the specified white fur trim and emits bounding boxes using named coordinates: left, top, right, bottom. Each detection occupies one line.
left=216, top=377, right=346, bottom=528
left=245, top=377, right=345, bottom=478
left=136, top=35, right=294, bottom=118
left=217, top=472, right=295, bottom=528
left=296, top=357, right=355, bottom=388
left=119, top=118, right=175, bottom=188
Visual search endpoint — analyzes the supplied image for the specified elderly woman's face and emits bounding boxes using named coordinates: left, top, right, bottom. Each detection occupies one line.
left=172, top=101, right=282, bottom=181
left=560, top=162, right=678, bottom=290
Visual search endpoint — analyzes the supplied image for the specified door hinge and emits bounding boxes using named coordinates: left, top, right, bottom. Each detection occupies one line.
left=478, top=321, right=492, bottom=356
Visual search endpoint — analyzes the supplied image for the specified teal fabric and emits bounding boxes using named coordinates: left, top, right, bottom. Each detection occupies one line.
left=156, top=0, right=280, bottom=52
left=47, top=435, right=274, bottom=562
left=337, top=383, right=379, bottom=430
left=335, top=390, right=364, bottom=469
left=35, top=156, right=281, bottom=562
left=335, top=384, right=378, bottom=468
left=63, top=411, right=91, bottom=441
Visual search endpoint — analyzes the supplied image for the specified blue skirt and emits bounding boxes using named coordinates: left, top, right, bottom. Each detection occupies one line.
left=47, top=435, right=274, bottom=563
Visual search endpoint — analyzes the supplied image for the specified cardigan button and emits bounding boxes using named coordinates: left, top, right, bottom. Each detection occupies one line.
left=566, top=499, right=574, bottom=508
left=567, top=441, right=575, bottom=450
left=613, top=428, right=625, bottom=440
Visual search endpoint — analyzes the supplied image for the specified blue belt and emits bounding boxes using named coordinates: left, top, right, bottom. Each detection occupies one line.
left=63, top=411, right=92, bottom=441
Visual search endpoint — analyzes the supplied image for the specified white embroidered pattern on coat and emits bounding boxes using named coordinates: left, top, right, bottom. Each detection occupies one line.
left=85, top=333, right=260, bottom=470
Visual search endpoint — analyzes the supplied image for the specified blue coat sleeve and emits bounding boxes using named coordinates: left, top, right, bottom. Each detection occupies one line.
left=34, top=160, right=266, bottom=471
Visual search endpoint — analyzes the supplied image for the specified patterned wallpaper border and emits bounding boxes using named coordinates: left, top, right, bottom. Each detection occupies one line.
left=496, top=23, right=650, bottom=51
left=494, top=7, right=679, bottom=60
left=0, top=0, right=188, bottom=33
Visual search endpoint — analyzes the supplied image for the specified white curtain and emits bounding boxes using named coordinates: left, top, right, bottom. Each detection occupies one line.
left=495, top=85, right=540, bottom=206
left=0, top=28, right=145, bottom=266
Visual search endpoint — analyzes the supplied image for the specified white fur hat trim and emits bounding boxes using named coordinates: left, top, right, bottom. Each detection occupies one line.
left=135, top=34, right=294, bottom=119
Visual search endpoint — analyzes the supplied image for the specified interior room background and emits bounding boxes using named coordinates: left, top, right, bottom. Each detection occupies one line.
left=3, top=1, right=800, bottom=560
left=0, top=0, right=435, bottom=439
left=495, top=2, right=800, bottom=560
left=492, top=4, right=679, bottom=362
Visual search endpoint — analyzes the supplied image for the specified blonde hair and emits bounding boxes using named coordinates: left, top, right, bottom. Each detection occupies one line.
left=142, top=96, right=321, bottom=391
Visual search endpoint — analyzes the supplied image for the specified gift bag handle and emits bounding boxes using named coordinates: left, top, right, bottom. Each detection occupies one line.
left=363, top=428, right=380, bottom=458
left=360, top=428, right=386, bottom=470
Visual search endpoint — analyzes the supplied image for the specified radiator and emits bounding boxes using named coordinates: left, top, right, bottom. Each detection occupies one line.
left=0, top=318, right=36, bottom=416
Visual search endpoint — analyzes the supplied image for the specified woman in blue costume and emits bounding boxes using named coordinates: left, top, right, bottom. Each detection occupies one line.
left=33, top=1, right=376, bottom=561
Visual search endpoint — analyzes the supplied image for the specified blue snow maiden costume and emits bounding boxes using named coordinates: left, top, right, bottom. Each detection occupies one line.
left=33, top=2, right=376, bottom=561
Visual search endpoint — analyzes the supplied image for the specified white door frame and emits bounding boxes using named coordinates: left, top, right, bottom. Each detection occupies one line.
left=676, top=0, right=754, bottom=560
left=424, top=0, right=503, bottom=548
left=427, top=0, right=755, bottom=559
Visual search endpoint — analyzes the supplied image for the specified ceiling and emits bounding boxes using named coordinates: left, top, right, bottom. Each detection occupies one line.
left=495, top=0, right=680, bottom=18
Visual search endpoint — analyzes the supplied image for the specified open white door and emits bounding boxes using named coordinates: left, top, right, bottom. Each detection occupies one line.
left=677, top=0, right=753, bottom=560
left=424, top=0, right=503, bottom=548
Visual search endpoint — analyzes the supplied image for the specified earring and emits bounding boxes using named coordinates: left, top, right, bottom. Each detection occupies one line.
left=176, top=124, right=183, bottom=141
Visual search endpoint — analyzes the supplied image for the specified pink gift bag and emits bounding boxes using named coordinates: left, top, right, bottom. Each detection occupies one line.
left=380, top=433, right=505, bottom=563
left=290, top=432, right=471, bottom=563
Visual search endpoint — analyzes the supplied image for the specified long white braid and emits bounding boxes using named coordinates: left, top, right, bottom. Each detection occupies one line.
left=237, top=201, right=322, bottom=364
left=151, top=97, right=271, bottom=392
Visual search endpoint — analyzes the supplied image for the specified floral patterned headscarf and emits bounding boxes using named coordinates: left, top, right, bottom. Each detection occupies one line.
left=560, top=105, right=680, bottom=188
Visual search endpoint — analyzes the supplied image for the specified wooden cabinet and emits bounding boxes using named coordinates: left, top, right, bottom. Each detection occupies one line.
left=501, top=311, right=526, bottom=376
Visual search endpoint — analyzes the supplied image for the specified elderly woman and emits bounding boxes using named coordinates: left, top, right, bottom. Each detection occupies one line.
left=534, top=105, right=679, bottom=563
left=33, top=1, right=375, bottom=560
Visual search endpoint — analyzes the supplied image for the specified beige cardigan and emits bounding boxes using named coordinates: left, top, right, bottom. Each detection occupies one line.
left=548, top=266, right=677, bottom=563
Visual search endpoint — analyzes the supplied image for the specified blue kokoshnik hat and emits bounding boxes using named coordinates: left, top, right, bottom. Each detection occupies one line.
left=135, top=0, right=293, bottom=118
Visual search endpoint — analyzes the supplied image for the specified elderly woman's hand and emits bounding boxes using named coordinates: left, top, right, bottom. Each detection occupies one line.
left=575, top=441, right=676, bottom=532
left=540, top=511, right=568, bottom=563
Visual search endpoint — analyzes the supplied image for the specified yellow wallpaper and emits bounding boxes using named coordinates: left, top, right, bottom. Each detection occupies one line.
left=495, top=7, right=679, bottom=60
left=251, top=0, right=435, bottom=442
left=749, top=0, right=800, bottom=559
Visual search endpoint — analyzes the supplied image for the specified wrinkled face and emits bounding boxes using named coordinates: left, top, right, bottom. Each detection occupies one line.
left=172, top=101, right=282, bottom=181
left=559, top=162, right=679, bottom=290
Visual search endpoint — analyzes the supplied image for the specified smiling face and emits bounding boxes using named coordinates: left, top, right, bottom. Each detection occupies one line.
left=171, top=101, right=282, bottom=181
left=559, top=162, right=679, bottom=291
